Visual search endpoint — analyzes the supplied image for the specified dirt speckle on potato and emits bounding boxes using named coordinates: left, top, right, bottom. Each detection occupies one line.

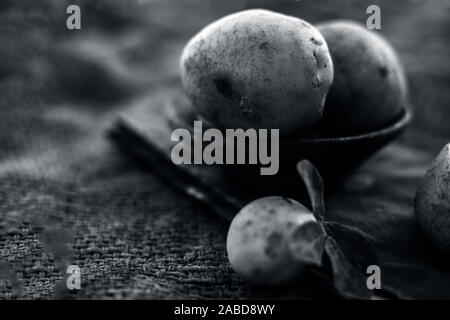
left=214, top=78, right=234, bottom=98
left=258, top=41, right=269, bottom=49
left=309, top=37, right=323, bottom=46
left=265, top=231, right=282, bottom=259
left=378, top=66, right=389, bottom=78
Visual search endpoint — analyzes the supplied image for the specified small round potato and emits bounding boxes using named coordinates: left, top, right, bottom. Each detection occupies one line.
left=317, top=20, right=407, bottom=134
left=180, top=9, right=333, bottom=136
left=415, top=144, right=450, bottom=256
left=226, top=196, right=323, bottom=286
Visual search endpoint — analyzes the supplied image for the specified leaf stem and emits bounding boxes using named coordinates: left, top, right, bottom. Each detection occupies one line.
left=296, top=160, right=326, bottom=221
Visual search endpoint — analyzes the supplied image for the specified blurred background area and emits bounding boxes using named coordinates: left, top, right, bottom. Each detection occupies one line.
left=0, top=0, right=448, bottom=155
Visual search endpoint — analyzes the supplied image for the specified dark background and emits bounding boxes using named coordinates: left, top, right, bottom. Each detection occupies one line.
left=0, top=0, right=449, bottom=299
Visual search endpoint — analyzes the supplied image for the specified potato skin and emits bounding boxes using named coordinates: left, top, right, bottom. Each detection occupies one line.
left=180, top=9, right=333, bottom=136
left=226, top=196, right=316, bottom=286
left=317, top=20, right=407, bottom=135
left=414, top=144, right=450, bottom=257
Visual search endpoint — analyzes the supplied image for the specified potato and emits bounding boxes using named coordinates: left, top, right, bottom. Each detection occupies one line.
left=317, top=21, right=407, bottom=134
left=180, top=9, right=333, bottom=136
left=414, top=144, right=450, bottom=256
left=226, top=196, right=325, bottom=286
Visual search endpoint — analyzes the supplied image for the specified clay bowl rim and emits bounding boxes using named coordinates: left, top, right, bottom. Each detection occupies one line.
left=281, top=104, right=412, bottom=147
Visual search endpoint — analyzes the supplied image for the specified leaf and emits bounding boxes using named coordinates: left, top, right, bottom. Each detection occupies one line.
left=288, top=221, right=327, bottom=267
left=321, top=226, right=400, bottom=299
left=322, top=236, right=374, bottom=299
left=294, top=160, right=396, bottom=298
left=296, top=160, right=326, bottom=220
left=323, top=221, right=378, bottom=271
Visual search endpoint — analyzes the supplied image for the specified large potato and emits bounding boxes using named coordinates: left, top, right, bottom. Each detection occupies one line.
left=180, top=9, right=333, bottom=136
left=317, top=21, right=407, bottom=134
left=415, top=144, right=450, bottom=257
